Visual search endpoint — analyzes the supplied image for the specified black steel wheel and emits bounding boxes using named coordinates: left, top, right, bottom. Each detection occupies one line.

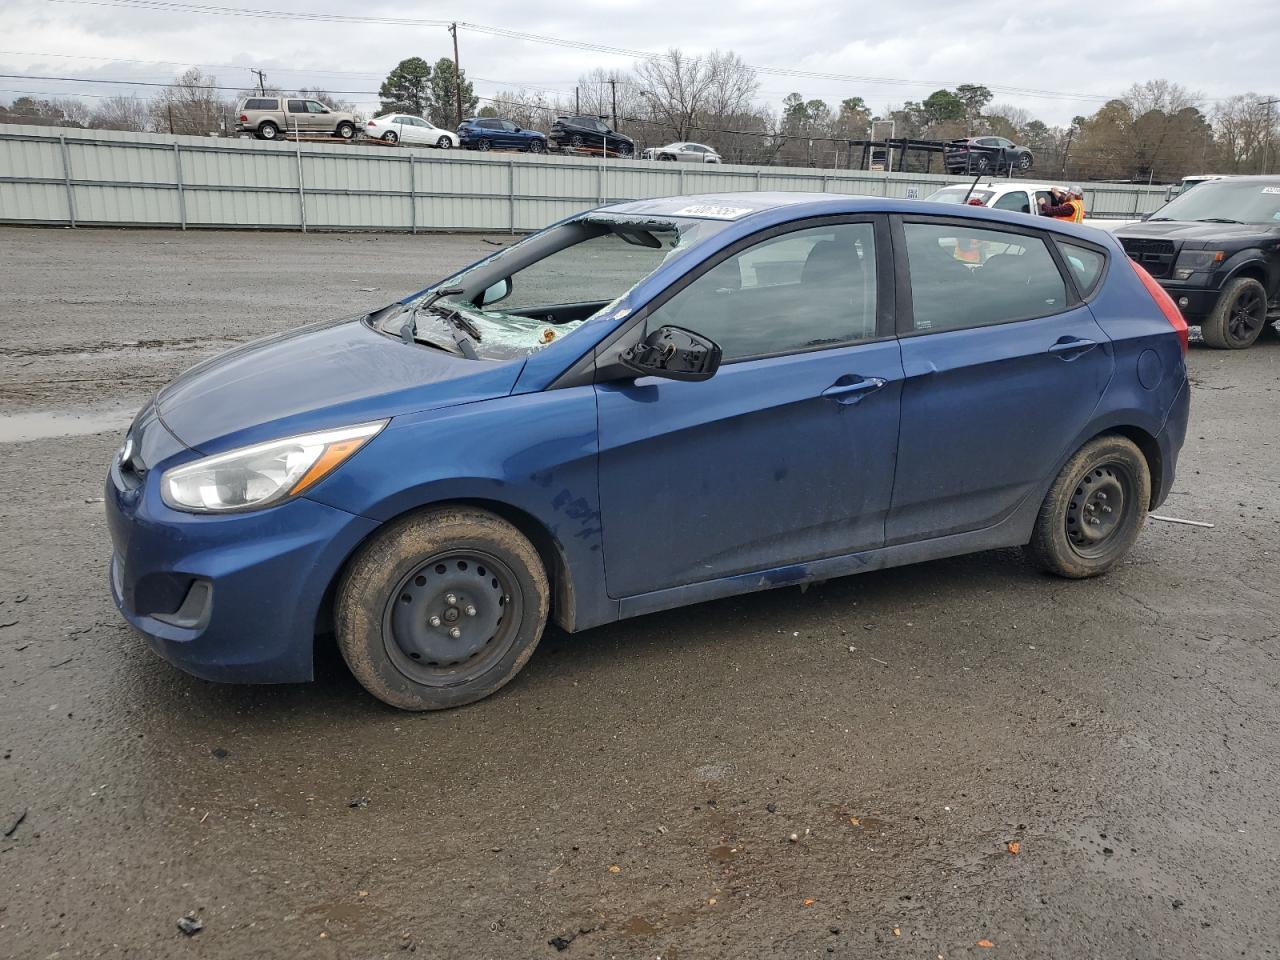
left=1202, top=276, right=1267, bottom=349
left=336, top=506, right=549, bottom=710
left=1026, top=435, right=1151, bottom=578
left=382, top=550, right=522, bottom=687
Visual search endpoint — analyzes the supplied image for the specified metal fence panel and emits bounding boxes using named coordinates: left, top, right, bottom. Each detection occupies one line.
left=0, top=123, right=1171, bottom=232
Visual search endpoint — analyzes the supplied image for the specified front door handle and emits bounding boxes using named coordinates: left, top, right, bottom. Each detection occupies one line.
left=822, top=375, right=887, bottom=405
left=1048, top=336, right=1098, bottom=359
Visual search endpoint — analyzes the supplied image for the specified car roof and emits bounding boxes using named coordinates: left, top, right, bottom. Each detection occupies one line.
left=593, top=191, right=1120, bottom=244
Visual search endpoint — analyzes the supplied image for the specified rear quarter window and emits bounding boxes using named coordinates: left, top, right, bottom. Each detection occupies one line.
left=244, top=98, right=278, bottom=110
left=1056, top=240, right=1107, bottom=297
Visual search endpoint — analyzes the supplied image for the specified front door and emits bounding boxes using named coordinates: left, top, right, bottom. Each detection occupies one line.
left=596, top=217, right=904, bottom=599
left=886, top=216, right=1115, bottom=544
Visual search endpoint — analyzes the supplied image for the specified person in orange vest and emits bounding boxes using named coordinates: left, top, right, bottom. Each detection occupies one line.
left=1039, top=185, right=1085, bottom=223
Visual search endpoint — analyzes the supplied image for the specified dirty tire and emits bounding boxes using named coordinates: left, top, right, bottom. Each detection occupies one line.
left=336, top=507, right=549, bottom=710
left=336, top=121, right=356, bottom=140
left=258, top=121, right=279, bottom=140
left=1025, top=435, right=1151, bottom=579
left=1201, top=276, right=1268, bottom=349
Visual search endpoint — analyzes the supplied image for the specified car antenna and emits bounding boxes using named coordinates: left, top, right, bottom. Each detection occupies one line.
left=961, top=171, right=983, bottom=204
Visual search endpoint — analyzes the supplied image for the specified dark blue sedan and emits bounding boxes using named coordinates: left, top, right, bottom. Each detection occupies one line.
left=105, top=193, right=1190, bottom=710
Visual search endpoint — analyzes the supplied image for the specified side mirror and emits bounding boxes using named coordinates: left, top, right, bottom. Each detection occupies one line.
left=479, top=278, right=511, bottom=307
left=617, top=326, right=722, bottom=382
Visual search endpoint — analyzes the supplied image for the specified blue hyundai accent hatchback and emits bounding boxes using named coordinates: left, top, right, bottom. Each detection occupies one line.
left=106, top=193, right=1190, bottom=709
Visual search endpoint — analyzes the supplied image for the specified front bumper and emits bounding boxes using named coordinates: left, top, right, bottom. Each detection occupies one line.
left=105, top=459, right=378, bottom=684
left=1154, top=281, right=1219, bottom=323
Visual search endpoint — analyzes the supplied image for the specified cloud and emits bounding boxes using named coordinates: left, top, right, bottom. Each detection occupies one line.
left=0, top=0, right=1272, bottom=126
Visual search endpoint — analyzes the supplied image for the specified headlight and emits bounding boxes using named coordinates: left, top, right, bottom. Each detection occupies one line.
left=1173, top=249, right=1224, bottom=280
left=161, top=420, right=387, bottom=513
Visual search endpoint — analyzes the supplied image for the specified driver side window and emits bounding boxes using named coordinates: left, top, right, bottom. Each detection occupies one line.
left=645, top=222, right=879, bottom=362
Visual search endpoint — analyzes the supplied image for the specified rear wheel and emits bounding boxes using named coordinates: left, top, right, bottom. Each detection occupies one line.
left=381, top=130, right=399, bottom=144
left=336, top=507, right=549, bottom=710
left=569, top=134, right=584, bottom=148
left=477, top=138, right=492, bottom=151
left=616, top=143, right=633, bottom=158
left=336, top=121, right=356, bottom=140
left=1202, top=276, right=1268, bottom=349
left=258, top=121, right=279, bottom=140
left=1025, top=435, right=1150, bottom=578
left=658, top=153, right=675, bottom=161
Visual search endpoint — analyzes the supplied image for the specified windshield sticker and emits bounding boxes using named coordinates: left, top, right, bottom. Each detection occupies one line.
left=671, top=203, right=754, bottom=220
left=1263, top=186, right=1280, bottom=194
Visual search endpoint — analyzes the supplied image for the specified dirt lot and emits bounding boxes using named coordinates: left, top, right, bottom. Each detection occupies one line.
left=1, top=226, right=1279, bottom=959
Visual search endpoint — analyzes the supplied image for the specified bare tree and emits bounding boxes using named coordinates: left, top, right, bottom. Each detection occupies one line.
left=483, top=88, right=555, bottom=130
left=634, top=48, right=756, bottom=141
left=298, top=87, right=354, bottom=112
left=1214, top=94, right=1276, bottom=173
left=152, top=67, right=231, bottom=135
left=91, top=95, right=152, bottom=131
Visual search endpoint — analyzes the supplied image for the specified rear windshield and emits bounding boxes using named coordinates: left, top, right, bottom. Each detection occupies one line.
left=927, top=187, right=995, bottom=205
left=244, top=98, right=278, bottom=110
left=1152, top=180, right=1280, bottom=224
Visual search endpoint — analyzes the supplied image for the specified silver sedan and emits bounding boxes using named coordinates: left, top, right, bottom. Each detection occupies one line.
left=643, top=142, right=722, bottom=163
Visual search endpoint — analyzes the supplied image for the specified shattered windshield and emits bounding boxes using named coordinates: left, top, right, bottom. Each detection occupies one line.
left=389, top=214, right=730, bottom=361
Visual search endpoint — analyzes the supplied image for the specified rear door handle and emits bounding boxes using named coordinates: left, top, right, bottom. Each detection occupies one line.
left=822, top=375, right=887, bottom=405
left=1048, top=336, right=1098, bottom=359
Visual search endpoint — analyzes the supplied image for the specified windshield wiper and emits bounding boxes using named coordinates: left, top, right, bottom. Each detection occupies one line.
left=398, top=285, right=465, bottom=344
left=425, top=303, right=482, bottom=359
left=1147, top=216, right=1176, bottom=221
left=1193, top=217, right=1244, bottom=224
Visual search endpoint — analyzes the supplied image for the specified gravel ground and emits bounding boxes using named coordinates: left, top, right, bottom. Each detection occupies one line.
left=1, top=226, right=1279, bottom=959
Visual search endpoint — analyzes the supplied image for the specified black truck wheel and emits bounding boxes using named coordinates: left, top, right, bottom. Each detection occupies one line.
left=1202, top=276, right=1268, bottom=349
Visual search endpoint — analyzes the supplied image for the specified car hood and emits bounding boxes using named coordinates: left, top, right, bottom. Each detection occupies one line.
left=1116, top=220, right=1280, bottom=243
left=156, top=316, right=523, bottom=452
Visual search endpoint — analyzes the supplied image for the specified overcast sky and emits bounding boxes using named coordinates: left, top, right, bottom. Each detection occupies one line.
left=2, top=0, right=1275, bottom=127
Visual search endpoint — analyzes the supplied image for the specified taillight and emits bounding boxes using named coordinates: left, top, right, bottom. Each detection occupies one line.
left=238, top=114, right=248, bottom=122
left=1130, top=259, right=1188, bottom=354
left=367, top=120, right=376, bottom=126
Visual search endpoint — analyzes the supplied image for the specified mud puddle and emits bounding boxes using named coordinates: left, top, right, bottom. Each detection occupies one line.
left=0, top=405, right=139, bottom=443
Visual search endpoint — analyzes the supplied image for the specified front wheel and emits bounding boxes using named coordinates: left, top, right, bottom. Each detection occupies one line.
left=336, top=507, right=549, bottom=710
left=1201, top=276, right=1268, bottom=349
left=436, top=135, right=452, bottom=149
left=1016, top=152, right=1033, bottom=171
left=1025, top=435, right=1151, bottom=578
left=528, top=138, right=546, bottom=154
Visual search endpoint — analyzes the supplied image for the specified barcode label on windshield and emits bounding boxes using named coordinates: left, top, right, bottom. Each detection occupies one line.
left=1263, top=187, right=1280, bottom=194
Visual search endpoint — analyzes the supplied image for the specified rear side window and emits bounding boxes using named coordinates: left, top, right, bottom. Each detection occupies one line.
left=1057, top=241, right=1106, bottom=296
left=993, top=192, right=1031, bottom=214
left=904, top=222, right=1067, bottom=333
left=244, top=98, right=277, bottom=110
left=646, top=222, right=878, bottom=361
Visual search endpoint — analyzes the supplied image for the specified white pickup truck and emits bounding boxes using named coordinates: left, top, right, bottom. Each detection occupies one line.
left=924, top=181, right=1143, bottom=230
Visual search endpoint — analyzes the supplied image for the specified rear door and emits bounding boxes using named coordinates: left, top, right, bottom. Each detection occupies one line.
left=596, top=216, right=904, bottom=599
left=886, top=215, right=1114, bottom=544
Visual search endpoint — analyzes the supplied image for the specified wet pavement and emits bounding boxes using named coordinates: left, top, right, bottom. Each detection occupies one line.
left=1, top=227, right=1279, bottom=959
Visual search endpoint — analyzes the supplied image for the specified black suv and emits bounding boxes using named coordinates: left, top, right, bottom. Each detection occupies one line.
left=1116, top=176, right=1280, bottom=349
left=944, top=137, right=1034, bottom=175
left=549, top=116, right=634, bottom=157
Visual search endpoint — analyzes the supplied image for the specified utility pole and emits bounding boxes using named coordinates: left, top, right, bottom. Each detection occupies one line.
left=1263, top=97, right=1279, bottom=175
left=250, top=68, right=267, bottom=96
left=575, top=86, right=580, bottom=115
left=448, top=23, right=463, bottom=127
left=608, top=77, right=618, bottom=131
